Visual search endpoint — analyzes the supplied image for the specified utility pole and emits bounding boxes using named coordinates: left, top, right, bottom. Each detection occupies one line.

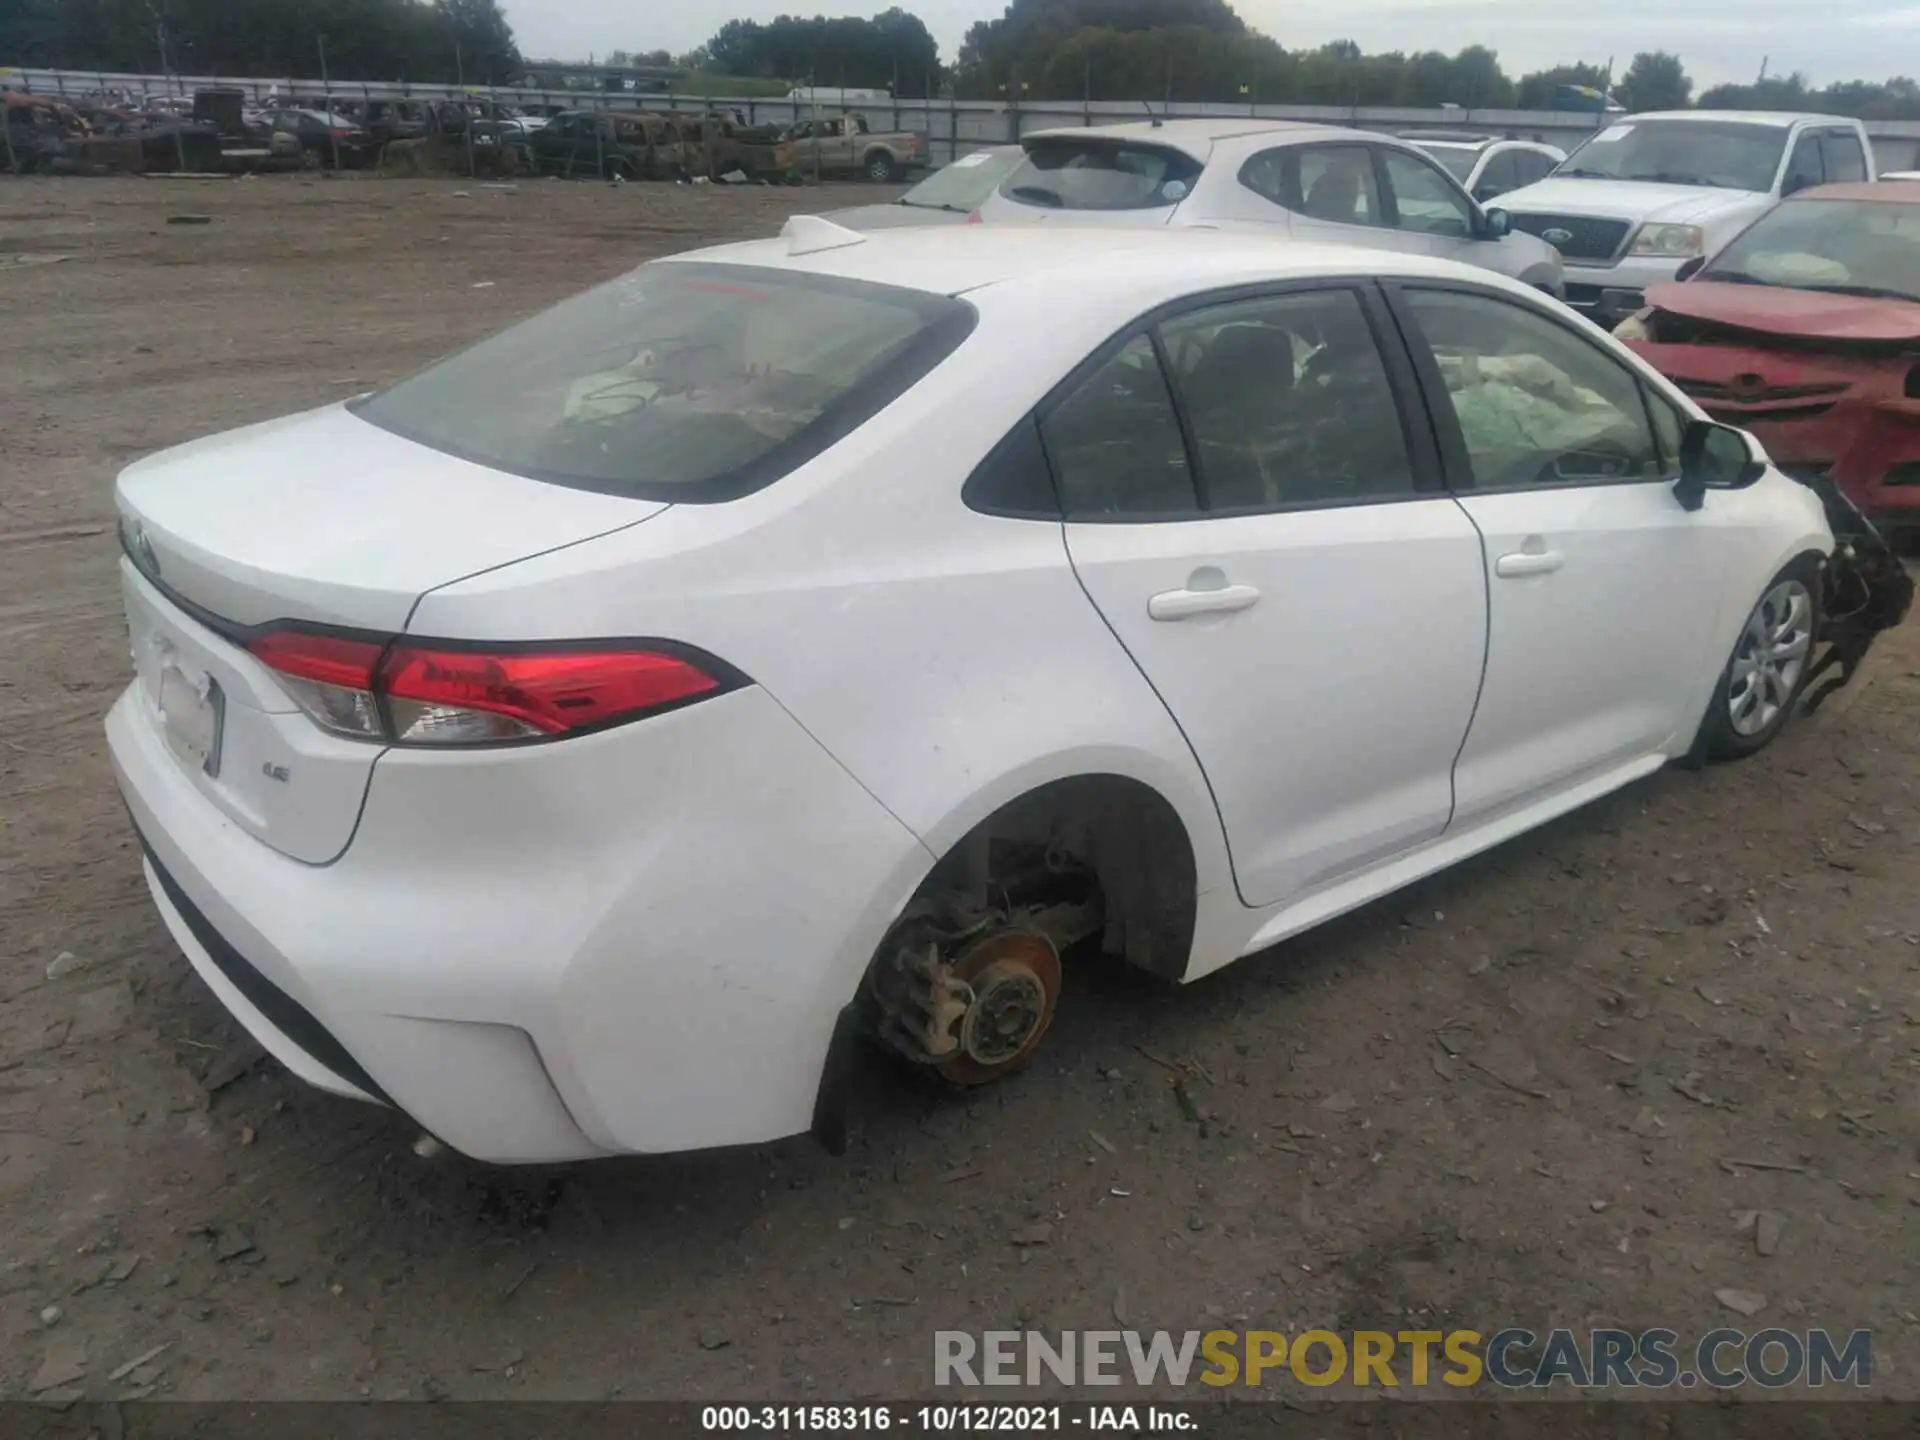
left=147, top=3, right=189, bottom=173
left=455, top=41, right=475, bottom=178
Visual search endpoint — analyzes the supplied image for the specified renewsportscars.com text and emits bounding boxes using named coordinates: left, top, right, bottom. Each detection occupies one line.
left=935, top=1327, right=1872, bottom=1390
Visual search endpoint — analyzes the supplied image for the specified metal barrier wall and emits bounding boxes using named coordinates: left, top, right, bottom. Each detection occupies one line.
left=8, top=64, right=1920, bottom=173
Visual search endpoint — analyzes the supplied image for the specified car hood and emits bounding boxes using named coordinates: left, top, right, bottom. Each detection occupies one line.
left=1645, top=281, right=1920, bottom=343
left=1498, top=177, right=1761, bottom=225
left=821, top=202, right=974, bottom=231
left=116, top=403, right=661, bottom=633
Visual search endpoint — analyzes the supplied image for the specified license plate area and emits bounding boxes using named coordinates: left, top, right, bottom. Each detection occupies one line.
left=150, top=641, right=225, bottom=777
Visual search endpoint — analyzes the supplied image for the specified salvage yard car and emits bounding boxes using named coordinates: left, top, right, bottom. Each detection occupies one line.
left=1401, top=131, right=1565, bottom=204
left=822, top=145, right=1026, bottom=229
left=785, top=111, right=928, bottom=181
left=1617, top=180, right=1920, bottom=547
left=1496, top=110, right=1877, bottom=327
left=108, top=222, right=1905, bottom=1163
left=975, top=120, right=1565, bottom=294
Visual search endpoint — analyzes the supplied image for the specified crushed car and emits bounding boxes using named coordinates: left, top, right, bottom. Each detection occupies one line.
left=1618, top=178, right=1917, bottom=703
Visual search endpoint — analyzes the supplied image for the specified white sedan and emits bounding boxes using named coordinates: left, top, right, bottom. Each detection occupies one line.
left=110, top=221, right=1835, bottom=1163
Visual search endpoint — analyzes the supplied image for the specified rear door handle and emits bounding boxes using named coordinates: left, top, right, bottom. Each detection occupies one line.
left=1148, top=584, right=1261, bottom=621
left=1495, top=550, right=1565, bottom=578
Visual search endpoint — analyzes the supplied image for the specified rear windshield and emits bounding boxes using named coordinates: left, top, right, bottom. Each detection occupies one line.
left=1001, top=138, right=1205, bottom=211
left=353, top=263, right=975, bottom=501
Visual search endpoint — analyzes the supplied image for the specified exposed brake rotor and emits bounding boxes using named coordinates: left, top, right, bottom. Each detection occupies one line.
left=869, top=922, right=1063, bottom=1087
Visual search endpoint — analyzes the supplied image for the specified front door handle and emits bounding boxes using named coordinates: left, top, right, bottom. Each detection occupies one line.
left=1148, top=583, right=1262, bottom=621
left=1495, top=549, right=1565, bottom=578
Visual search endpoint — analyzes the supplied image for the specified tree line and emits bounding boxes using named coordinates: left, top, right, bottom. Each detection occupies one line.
left=8, top=0, right=1920, bottom=124
left=0, top=0, right=521, bottom=85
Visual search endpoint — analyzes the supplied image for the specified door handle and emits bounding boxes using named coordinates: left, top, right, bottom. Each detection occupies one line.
left=1148, top=583, right=1261, bottom=621
left=1495, top=549, right=1564, bottom=578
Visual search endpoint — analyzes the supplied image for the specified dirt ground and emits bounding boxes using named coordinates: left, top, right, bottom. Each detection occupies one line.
left=0, top=175, right=1916, bottom=1407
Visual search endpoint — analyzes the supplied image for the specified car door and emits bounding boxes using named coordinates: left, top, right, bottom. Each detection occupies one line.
left=1054, top=283, right=1489, bottom=908
left=1471, top=149, right=1520, bottom=203
left=1374, top=145, right=1514, bottom=275
left=1386, top=282, right=1733, bottom=828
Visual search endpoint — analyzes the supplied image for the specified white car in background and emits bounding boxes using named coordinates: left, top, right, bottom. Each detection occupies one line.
left=1400, top=131, right=1566, bottom=204
left=1495, top=110, right=1878, bottom=326
left=111, top=221, right=1833, bottom=1164
left=974, top=119, right=1566, bottom=294
left=822, top=145, right=1026, bottom=229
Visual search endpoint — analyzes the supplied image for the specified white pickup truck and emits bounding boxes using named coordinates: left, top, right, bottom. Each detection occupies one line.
left=1494, top=110, right=1877, bottom=327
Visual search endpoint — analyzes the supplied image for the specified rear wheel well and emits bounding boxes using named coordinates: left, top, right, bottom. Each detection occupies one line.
left=919, top=774, right=1198, bottom=982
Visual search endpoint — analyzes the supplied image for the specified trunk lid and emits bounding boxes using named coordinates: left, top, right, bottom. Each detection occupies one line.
left=115, top=403, right=660, bottom=862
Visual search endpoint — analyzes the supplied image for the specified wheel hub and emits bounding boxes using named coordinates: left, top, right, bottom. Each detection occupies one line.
left=869, top=924, right=1062, bottom=1087
left=1729, top=579, right=1813, bottom=738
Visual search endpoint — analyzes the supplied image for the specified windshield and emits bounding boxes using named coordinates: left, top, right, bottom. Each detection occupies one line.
left=1703, top=198, right=1920, bottom=302
left=354, top=263, right=975, bottom=500
left=900, top=150, right=1025, bottom=211
left=1000, top=139, right=1205, bottom=211
left=1556, top=120, right=1786, bottom=192
left=1420, top=145, right=1480, bottom=182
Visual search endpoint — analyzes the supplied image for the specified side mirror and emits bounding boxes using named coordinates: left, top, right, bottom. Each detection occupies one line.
left=1482, top=206, right=1512, bottom=239
left=1674, top=419, right=1768, bottom=511
left=1674, top=255, right=1708, bottom=282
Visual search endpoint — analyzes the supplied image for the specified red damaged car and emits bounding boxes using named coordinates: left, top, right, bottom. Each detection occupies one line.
left=1618, top=181, right=1920, bottom=545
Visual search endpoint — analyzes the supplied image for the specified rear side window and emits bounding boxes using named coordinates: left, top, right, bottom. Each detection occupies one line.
left=1161, top=290, right=1415, bottom=510
left=1039, top=335, right=1196, bottom=516
left=1293, top=146, right=1384, bottom=227
left=1002, top=139, right=1203, bottom=211
left=353, top=262, right=975, bottom=502
left=1822, top=129, right=1869, bottom=183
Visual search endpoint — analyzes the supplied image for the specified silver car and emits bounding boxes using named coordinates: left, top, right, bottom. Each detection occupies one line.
left=822, top=146, right=1027, bottom=230
left=974, top=120, right=1564, bottom=295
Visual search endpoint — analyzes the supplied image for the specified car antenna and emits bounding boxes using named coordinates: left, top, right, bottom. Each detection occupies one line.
left=1142, top=100, right=1163, bottom=129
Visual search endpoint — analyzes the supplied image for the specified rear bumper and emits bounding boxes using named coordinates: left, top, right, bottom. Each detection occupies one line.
left=109, top=678, right=931, bottom=1163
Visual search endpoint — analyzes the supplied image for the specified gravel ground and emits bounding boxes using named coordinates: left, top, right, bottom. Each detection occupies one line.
left=0, top=174, right=1916, bottom=1407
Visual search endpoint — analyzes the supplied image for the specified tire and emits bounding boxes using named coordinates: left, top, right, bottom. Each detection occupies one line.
left=863, top=149, right=898, bottom=183
left=1693, top=556, right=1822, bottom=763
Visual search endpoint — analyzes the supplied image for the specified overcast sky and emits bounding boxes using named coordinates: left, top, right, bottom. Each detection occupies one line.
left=506, top=0, right=1920, bottom=89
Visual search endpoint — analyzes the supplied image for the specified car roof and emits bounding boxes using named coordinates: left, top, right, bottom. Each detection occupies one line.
left=1793, top=180, right=1920, bottom=204
left=1019, top=117, right=1342, bottom=161
left=665, top=223, right=1538, bottom=305
left=1622, top=110, right=1855, bottom=128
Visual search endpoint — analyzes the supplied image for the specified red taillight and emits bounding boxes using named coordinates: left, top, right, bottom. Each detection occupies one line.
left=247, top=630, right=730, bottom=747
left=382, top=645, right=720, bottom=741
left=964, top=209, right=982, bottom=225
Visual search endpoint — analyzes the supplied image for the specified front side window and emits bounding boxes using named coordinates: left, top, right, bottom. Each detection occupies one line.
left=1556, top=120, right=1788, bottom=193
left=1402, top=288, right=1663, bottom=490
left=1381, top=149, right=1475, bottom=236
left=355, top=262, right=975, bottom=500
left=1513, top=149, right=1557, bottom=186
left=1039, top=335, right=1195, bottom=517
left=1784, top=134, right=1824, bottom=193
left=1001, top=139, right=1203, bottom=212
left=1160, top=290, right=1415, bottom=510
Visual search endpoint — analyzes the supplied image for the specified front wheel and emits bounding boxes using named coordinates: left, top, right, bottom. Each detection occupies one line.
left=1694, top=559, right=1821, bottom=762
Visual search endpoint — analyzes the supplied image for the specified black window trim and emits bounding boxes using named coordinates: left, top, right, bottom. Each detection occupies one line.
left=966, top=276, right=1449, bottom=525
left=1380, top=277, right=1680, bottom=497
